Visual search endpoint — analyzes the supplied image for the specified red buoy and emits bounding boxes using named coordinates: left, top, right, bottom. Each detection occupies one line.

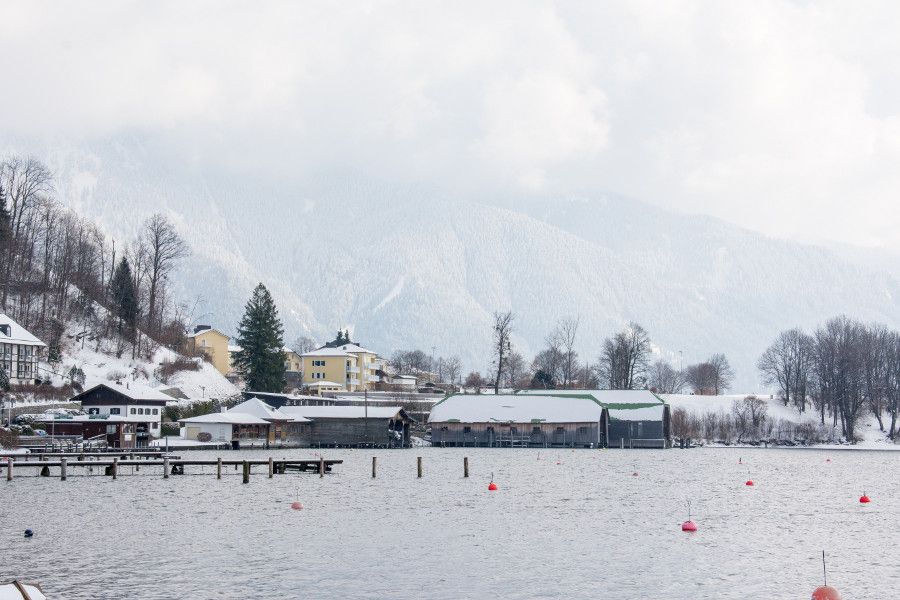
left=488, top=482, right=498, bottom=491
left=745, top=479, right=754, bottom=486
left=681, top=520, right=697, bottom=532
left=859, top=494, right=871, bottom=503
left=290, top=501, right=303, bottom=510
left=811, top=585, right=841, bottom=600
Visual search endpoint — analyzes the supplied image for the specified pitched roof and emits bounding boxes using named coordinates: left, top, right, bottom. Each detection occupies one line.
left=302, top=347, right=353, bottom=357
left=429, top=394, right=606, bottom=424
left=280, top=405, right=403, bottom=419
left=229, top=397, right=297, bottom=421
left=186, top=327, right=229, bottom=339
left=517, top=389, right=666, bottom=408
left=0, top=313, right=46, bottom=346
left=78, top=381, right=174, bottom=402
left=306, top=381, right=344, bottom=387
left=180, top=412, right=270, bottom=425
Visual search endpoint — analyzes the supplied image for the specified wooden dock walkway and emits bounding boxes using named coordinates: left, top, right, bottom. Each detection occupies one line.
left=1, top=456, right=343, bottom=482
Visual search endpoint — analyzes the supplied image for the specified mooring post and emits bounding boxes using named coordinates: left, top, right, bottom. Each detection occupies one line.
left=464, top=456, right=469, bottom=478
left=620, top=437, right=624, bottom=449
left=217, top=457, right=222, bottom=480
left=319, top=457, right=325, bottom=478
left=242, top=460, right=250, bottom=484
left=112, top=457, right=118, bottom=480
left=268, top=457, right=274, bottom=479
left=417, top=456, right=423, bottom=478
left=372, top=456, right=377, bottom=478
left=61, top=458, right=67, bottom=481
left=6, top=457, right=12, bottom=481
left=163, top=457, right=170, bottom=479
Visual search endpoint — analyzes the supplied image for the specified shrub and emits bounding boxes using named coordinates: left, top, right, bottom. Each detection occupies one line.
left=155, top=357, right=201, bottom=384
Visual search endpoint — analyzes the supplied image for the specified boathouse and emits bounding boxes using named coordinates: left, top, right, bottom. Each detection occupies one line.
left=517, top=389, right=672, bottom=448
left=67, top=382, right=173, bottom=447
left=428, top=394, right=609, bottom=447
left=280, top=405, right=413, bottom=447
left=180, top=411, right=273, bottom=447
left=229, top=397, right=310, bottom=444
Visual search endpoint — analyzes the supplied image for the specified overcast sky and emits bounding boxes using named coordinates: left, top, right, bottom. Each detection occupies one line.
left=2, top=1, right=899, bottom=250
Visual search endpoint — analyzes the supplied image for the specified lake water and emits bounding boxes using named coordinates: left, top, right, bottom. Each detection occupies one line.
left=1, top=447, right=897, bottom=599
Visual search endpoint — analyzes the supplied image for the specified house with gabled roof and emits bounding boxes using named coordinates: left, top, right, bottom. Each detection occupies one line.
left=0, top=313, right=46, bottom=384
left=300, top=331, right=385, bottom=393
left=184, top=325, right=231, bottom=376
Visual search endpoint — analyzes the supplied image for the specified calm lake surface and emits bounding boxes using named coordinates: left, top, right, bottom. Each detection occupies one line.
left=2, top=447, right=898, bottom=599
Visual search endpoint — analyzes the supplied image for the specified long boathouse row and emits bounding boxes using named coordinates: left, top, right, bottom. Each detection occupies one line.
left=428, top=390, right=671, bottom=448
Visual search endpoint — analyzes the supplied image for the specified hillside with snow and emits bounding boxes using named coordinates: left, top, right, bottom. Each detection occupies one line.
left=4, top=136, right=899, bottom=391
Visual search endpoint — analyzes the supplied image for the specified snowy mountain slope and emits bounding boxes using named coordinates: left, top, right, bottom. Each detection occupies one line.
left=4, top=136, right=899, bottom=391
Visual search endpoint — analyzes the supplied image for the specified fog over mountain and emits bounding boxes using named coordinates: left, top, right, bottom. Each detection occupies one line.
left=6, top=136, right=897, bottom=391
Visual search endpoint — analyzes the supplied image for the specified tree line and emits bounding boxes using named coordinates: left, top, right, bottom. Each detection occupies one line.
left=758, top=316, right=900, bottom=441
left=0, top=156, right=190, bottom=370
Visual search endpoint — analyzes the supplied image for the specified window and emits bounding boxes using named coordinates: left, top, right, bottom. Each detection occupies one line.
left=555, top=427, right=565, bottom=434
left=577, top=427, right=588, bottom=435
left=532, top=426, right=541, bottom=434
left=152, top=408, right=158, bottom=415
left=311, top=359, right=326, bottom=367
left=463, top=426, right=472, bottom=433
left=130, top=408, right=136, bottom=415
left=151, top=422, right=158, bottom=429
left=138, top=408, right=144, bottom=415
left=88, top=408, right=100, bottom=415
left=110, top=408, right=121, bottom=415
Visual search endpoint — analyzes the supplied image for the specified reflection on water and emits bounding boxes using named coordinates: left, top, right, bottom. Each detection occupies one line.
left=1, top=448, right=897, bottom=599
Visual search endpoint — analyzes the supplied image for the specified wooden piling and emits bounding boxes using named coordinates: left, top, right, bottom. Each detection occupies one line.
left=417, top=456, right=423, bottom=478
left=268, top=457, right=273, bottom=479
left=372, top=456, right=377, bottom=478
left=61, top=458, right=67, bottom=481
left=319, top=457, right=325, bottom=478
left=112, top=457, right=118, bottom=479
left=242, top=460, right=250, bottom=484
left=217, top=457, right=222, bottom=480
left=620, top=437, right=624, bottom=449
left=163, top=457, right=170, bottom=479
left=464, top=456, right=469, bottom=478
left=6, top=457, right=12, bottom=481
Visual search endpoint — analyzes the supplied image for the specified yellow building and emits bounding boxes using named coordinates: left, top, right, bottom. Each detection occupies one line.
left=300, top=338, right=383, bottom=393
left=184, top=325, right=231, bottom=376
left=283, top=347, right=302, bottom=373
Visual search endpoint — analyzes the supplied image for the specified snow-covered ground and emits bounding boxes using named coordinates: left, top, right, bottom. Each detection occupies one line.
left=661, top=393, right=900, bottom=449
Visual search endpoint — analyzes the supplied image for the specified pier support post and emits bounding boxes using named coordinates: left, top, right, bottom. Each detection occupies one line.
left=372, top=456, right=377, bottom=478
left=40, top=465, right=50, bottom=477
left=242, top=460, right=250, bottom=484
left=620, top=438, right=624, bottom=449
left=6, top=457, right=12, bottom=481
left=112, top=458, right=118, bottom=480
left=268, top=457, right=273, bottom=479
left=217, top=457, right=222, bottom=480
left=61, top=458, right=67, bottom=481
left=464, top=456, right=469, bottom=478
left=417, top=456, right=423, bottom=478
left=319, top=457, right=325, bottom=478
left=163, top=458, right=170, bottom=479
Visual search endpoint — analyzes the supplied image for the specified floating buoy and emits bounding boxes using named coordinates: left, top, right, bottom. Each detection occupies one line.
left=859, top=493, right=871, bottom=504
left=488, top=482, right=498, bottom=491
left=745, top=479, right=754, bottom=486
left=811, top=585, right=841, bottom=600
left=632, top=472, right=639, bottom=477
left=738, top=457, right=742, bottom=464
left=681, top=520, right=697, bottom=532
left=24, top=529, right=33, bottom=538
left=290, top=501, right=303, bottom=510
left=826, top=458, right=832, bottom=463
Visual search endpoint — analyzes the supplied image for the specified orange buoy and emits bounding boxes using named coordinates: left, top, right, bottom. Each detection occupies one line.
left=745, top=479, right=754, bottom=486
left=290, top=501, right=303, bottom=510
left=859, top=493, right=871, bottom=503
left=681, top=520, right=697, bottom=532
left=488, top=482, right=498, bottom=491
left=811, top=585, right=841, bottom=600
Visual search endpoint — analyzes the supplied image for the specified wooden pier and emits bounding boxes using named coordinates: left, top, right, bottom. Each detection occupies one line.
left=1, top=457, right=342, bottom=482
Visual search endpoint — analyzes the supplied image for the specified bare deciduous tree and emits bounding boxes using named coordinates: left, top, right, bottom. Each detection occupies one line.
left=492, top=311, right=514, bottom=394
left=596, top=322, right=651, bottom=390
left=649, top=360, right=685, bottom=394
left=758, top=328, right=814, bottom=413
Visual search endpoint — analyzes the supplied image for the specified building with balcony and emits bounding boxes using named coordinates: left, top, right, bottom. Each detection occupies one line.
left=0, top=313, right=46, bottom=385
left=184, top=325, right=231, bottom=376
left=300, top=332, right=384, bottom=393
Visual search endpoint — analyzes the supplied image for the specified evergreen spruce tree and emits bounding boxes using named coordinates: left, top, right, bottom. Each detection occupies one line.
left=233, top=283, right=286, bottom=392
left=109, top=257, right=138, bottom=336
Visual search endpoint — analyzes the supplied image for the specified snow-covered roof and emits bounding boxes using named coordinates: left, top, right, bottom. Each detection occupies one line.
left=227, top=345, right=242, bottom=353
left=518, top=389, right=665, bottom=407
left=302, top=347, right=353, bottom=357
left=229, top=397, right=297, bottom=421
left=429, top=394, right=606, bottom=424
left=335, top=343, right=376, bottom=354
left=186, top=327, right=229, bottom=339
left=280, top=405, right=404, bottom=419
left=79, top=380, right=174, bottom=402
left=180, top=412, right=270, bottom=425
left=608, top=404, right=667, bottom=421
left=0, top=313, right=45, bottom=346
left=393, top=375, right=416, bottom=381
left=306, top=381, right=344, bottom=388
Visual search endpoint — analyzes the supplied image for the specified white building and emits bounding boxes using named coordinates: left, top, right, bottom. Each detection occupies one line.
left=0, top=313, right=46, bottom=384
left=72, top=381, right=172, bottom=444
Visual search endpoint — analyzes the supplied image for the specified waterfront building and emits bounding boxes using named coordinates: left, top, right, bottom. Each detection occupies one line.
left=0, top=313, right=46, bottom=385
